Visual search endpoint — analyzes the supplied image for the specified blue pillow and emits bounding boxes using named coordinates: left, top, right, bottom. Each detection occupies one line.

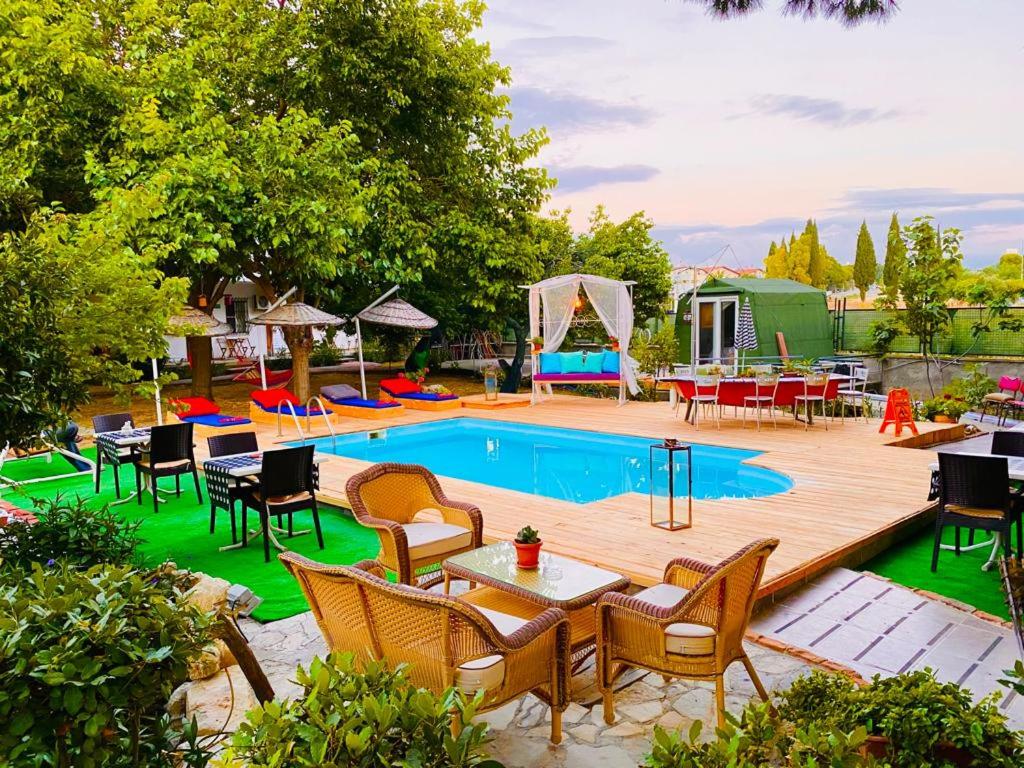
left=602, top=351, right=620, bottom=374
left=538, top=353, right=562, bottom=374
left=582, top=351, right=604, bottom=374
left=561, top=351, right=585, bottom=373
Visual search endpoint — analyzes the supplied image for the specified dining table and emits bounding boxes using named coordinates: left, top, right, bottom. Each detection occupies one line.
left=94, top=427, right=153, bottom=505
left=662, top=374, right=847, bottom=425
left=203, top=449, right=330, bottom=553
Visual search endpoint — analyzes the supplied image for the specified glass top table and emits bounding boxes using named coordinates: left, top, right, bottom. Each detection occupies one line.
left=443, top=542, right=629, bottom=610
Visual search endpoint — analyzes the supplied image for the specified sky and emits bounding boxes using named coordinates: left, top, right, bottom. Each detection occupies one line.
left=479, top=0, right=1024, bottom=270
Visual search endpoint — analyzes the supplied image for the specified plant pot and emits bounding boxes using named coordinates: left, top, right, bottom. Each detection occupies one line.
left=514, top=540, right=542, bottom=569
left=932, top=414, right=954, bottom=423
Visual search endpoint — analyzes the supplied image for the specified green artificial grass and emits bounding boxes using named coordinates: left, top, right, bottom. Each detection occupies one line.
left=860, top=523, right=1012, bottom=619
left=1, top=463, right=380, bottom=622
left=1, top=447, right=98, bottom=483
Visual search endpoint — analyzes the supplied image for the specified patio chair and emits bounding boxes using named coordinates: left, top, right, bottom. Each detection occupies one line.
left=690, top=374, right=721, bottom=431
left=980, top=376, right=1021, bottom=424
left=135, top=422, right=202, bottom=514
left=242, top=445, right=323, bottom=563
left=833, top=366, right=870, bottom=423
left=742, top=372, right=779, bottom=431
left=91, top=412, right=136, bottom=498
left=793, top=372, right=830, bottom=431
left=279, top=554, right=572, bottom=743
left=596, top=538, right=779, bottom=728
left=345, top=463, right=483, bottom=585
left=206, top=431, right=259, bottom=544
left=931, top=453, right=1014, bottom=572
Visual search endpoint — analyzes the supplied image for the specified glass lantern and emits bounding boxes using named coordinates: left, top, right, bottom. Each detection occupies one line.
left=649, top=440, right=693, bottom=530
left=484, top=367, right=499, bottom=401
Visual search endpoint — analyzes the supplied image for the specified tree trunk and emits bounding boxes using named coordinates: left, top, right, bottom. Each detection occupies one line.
left=283, top=325, right=312, bottom=402
left=186, top=336, right=214, bottom=399
left=499, top=319, right=527, bottom=393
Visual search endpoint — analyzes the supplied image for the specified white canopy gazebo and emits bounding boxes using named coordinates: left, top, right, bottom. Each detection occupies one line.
left=527, top=274, right=640, bottom=405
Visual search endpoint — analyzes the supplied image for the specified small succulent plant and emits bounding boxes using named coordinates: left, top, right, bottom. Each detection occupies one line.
left=515, top=525, right=540, bottom=545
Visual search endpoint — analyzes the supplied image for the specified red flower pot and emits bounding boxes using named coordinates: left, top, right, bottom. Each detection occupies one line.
left=514, top=540, right=542, bottom=569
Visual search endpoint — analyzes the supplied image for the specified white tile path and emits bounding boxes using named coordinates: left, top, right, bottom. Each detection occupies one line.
left=751, top=567, right=1024, bottom=727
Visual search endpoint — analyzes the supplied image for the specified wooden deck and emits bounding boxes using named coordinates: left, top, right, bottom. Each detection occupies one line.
left=202, top=396, right=951, bottom=601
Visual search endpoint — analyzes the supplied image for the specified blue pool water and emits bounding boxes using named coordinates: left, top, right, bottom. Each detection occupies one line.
left=306, top=418, right=791, bottom=504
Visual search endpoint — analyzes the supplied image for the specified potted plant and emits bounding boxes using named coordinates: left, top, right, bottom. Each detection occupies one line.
left=529, top=336, right=544, bottom=354
left=923, top=393, right=969, bottom=423
left=514, top=525, right=542, bottom=568
left=607, top=336, right=620, bottom=352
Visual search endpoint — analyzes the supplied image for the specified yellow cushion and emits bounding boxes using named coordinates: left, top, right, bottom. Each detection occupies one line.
left=665, top=623, right=717, bottom=655
left=253, top=490, right=313, bottom=506
left=946, top=503, right=1004, bottom=519
left=403, top=522, right=473, bottom=560
left=453, top=607, right=528, bottom=694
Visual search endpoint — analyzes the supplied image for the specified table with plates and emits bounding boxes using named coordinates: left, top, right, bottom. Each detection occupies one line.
left=663, top=375, right=846, bottom=425
left=203, top=450, right=329, bottom=553
left=443, top=542, right=630, bottom=662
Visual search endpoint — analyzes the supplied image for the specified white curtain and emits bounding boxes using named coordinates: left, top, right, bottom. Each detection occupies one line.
left=581, top=275, right=639, bottom=399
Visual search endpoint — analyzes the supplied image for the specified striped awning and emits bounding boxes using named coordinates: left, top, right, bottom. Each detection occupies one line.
left=736, top=297, right=758, bottom=350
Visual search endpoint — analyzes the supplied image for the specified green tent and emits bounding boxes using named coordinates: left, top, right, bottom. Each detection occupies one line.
left=675, top=277, right=833, bottom=365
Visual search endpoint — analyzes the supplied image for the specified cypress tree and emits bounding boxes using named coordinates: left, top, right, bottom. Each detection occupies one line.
left=853, top=220, right=877, bottom=301
left=806, top=219, right=825, bottom=288
left=882, top=212, right=906, bottom=292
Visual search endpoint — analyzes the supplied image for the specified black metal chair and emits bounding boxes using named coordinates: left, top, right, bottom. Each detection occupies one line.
left=931, top=453, right=1013, bottom=572
left=135, top=422, right=202, bottom=514
left=206, top=431, right=260, bottom=544
left=92, top=412, right=136, bottom=498
left=242, top=445, right=323, bottom=563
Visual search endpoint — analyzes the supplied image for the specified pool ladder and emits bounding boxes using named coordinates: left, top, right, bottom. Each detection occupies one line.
left=274, top=396, right=337, bottom=453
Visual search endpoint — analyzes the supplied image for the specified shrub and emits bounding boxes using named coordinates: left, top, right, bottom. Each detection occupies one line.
left=0, top=495, right=142, bottom=570
left=0, top=563, right=212, bottom=767
left=309, top=340, right=342, bottom=367
left=945, top=363, right=996, bottom=408
left=221, top=653, right=500, bottom=767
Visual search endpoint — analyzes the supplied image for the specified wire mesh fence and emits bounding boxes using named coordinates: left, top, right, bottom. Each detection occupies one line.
left=835, top=307, right=1024, bottom=357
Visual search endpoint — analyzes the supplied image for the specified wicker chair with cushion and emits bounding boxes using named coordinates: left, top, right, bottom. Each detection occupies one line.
left=206, top=431, right=259, bottom=544
left=931, top=453, right=1014, bottom=572
left=242, top=445, right=323, bottom=563
left=92, top=412, right=136, bottom=498
left=346, top=463, right=483, bottom=585
left=596, top=538, right=779, bottom=727
left=135, top=422, right=202, bottom=514
left=279, top=554, right=572, bottom=743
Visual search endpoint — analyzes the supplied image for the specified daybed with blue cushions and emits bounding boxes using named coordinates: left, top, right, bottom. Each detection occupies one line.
left=531, top=350, right=623, bottom=402
left=248, top=388, right=333, bottom=426
left=320, top=384, right=405, bottom=420
left=170, top=396, right=252, bottom=438
left=379, top=376, right=461, bottom=411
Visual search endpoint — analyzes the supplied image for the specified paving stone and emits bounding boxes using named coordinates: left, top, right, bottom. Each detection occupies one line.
left=479, top=700, right=519, bottom=731
left=656, top=709, right=687, bottom=732
left=544, top=701, right=589, bottom=724
left=671, top=685, right=715, bottom=721
left=570, top=723, right=600, bottom=744
left=618, top=700, right=663, bottom=723
left=563, top=743, right=634, bottom=768
left=604, top=721, right=645, bottom=738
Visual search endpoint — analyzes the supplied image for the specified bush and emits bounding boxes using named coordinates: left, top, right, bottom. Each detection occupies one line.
left=0, top=495, right=142, bottom=571
left=945, top=363, right=996, bottom=408
left=309, top=340, right=342, bottom=367
left=0, top=563, right=212, bottom=767
left=631, top=326, right=677, bottom=400
left=221, top=653, right=500, bottom=767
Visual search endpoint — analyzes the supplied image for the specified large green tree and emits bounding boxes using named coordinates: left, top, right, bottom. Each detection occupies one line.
left=694, top=0, right=898, bottom=25
left=853, top=221, right=877, bottom=301
left=806, top=219, right=826, bottom=288
left=881, top=212, right=906, bottom=293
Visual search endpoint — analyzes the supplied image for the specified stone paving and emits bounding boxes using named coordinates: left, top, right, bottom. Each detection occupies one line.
left=750, top=567, right=1024, bottom=728
left=236, top=610, right=815, bottom=768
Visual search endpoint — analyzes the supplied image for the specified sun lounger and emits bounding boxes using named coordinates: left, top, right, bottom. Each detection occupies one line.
left=379, top=376, right=460, bottom=411
left=248, top=389, right=333, bottom=426
left=170, top=396, right=252, bottom=438
left=319, top=384, right=404, bottom=419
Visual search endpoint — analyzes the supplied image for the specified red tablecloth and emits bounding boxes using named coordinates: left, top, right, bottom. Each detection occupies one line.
left=670, top=376, right=844, bottom=408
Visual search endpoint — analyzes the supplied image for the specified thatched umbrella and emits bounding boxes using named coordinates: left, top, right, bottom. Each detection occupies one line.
left=156, top=307, right=233, bottom=423
left=250, top=302, right=344, bottom=401
left=355, top=289, right=437, bottom=398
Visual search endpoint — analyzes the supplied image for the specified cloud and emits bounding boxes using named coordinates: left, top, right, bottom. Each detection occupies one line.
left=739, top=94, right=904, bottom=127
left=834, top=188, right=1024, bottom=213
left=499, top=35, right=614, bottom=58
left=483, top=8, right=553, bottom=32
left=550, top=164, right=660, bottom=193
left=507, top=87, right=656, bottom=134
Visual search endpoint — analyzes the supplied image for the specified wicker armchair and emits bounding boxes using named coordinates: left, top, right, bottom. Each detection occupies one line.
left=346, top=463, right=483, bottom=585
left=279, top=554, right=572, bottom=743
left=596, top=538, right=779, bottom=727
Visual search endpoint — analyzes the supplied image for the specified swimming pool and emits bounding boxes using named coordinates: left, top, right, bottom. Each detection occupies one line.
left=306, top=418, right=792, bottom=504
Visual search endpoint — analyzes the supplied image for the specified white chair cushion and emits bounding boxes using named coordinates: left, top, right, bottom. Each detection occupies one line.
left=985, top=392, right=1013, bottom=402
left=403, top=522, right=473, bottom=560
left=453, top=607, right=528, bottom=694
left=665, top=622, right=717, bottom=656
left=634, top=582, right=689, bottom=608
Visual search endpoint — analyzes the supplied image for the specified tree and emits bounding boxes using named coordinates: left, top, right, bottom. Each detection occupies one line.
left=882, top=212, right=906, bottom=293
left=853, top=221, right=877, bottom=301
left=694, top=0, right=899, bottom=25
left=765, top=238, right=789, bottom=278
left=806, top=219, right=826, bottom=288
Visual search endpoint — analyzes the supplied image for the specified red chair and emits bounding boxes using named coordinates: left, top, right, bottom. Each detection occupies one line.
left=980, top=376, right=1021, bottom=425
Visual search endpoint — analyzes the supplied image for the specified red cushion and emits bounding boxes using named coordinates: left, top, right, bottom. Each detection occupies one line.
left=171, top=396, right=220, bottom=417
left=380, top=377, right=421, bottom=395
left=251, top=388, right=300, bottom=408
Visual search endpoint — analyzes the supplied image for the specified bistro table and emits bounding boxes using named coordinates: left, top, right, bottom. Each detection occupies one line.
left=443, top=542, right=630, bottom=664
left=94, top=428, right=153, bottom=505
left=927, top=452, right=1024, bottom=571
left=663, top=374, right=846, bottom=425
left=203, top=450, right=329, bottom=553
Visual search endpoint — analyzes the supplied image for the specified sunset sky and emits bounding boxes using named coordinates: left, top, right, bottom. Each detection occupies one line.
left=481, top=0, right=1024, bottom=270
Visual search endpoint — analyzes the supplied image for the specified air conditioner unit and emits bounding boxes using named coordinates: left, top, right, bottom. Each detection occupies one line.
left=255, top=295, right=269, bottom=309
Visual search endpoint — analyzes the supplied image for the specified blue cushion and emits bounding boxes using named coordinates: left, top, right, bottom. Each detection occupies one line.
left=582, top=351, right=604, bottom=374
left=180, top=414, right=252, bottom=427
left=396, top=392, right=459, bottom=401
left=539, top=353, right=562, bottom=375
left=335, top=398, right=400, bottom=409
left=255, top=403, right=333, bottom=416
left=602, top=351, right=621, bottom=374
left=561, top=351, right=586, bottom=373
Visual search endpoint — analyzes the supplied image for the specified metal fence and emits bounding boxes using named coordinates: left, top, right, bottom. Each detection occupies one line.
left=834, top=307, right=1024, bottom=357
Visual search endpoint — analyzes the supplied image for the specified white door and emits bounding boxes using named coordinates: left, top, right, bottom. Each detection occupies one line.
left=694, top=297, right=738, bottom=370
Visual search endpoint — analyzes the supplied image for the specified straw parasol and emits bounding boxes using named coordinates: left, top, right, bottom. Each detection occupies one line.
left=167, top=306, right=233, bottom=338
left=249, top=302, right=344, bottom=400
left=357, top=298, right=437, bottom=330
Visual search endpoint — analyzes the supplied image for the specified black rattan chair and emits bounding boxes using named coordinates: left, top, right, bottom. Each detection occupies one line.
left=135, top=422, right=202, bottom=514
left=206, top=432, right=259, bottom=544
left=242, top=445, right=323, bottom=562
left=92, top=412, right=136, bottom=498
left=992, top=431, right=1024, bottom=458
left=931, top=453, right=1013, bottom=572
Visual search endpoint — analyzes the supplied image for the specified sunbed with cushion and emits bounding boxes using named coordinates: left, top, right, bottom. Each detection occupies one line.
left=320, top=383, right=404, bottom=420
left=532, top=350, right=622, bottom=401
left=170, top=396, right=252, bottom=438
left=379, top=376, right=461, bottom=411
left=248, top=388, right=333, bottom=426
